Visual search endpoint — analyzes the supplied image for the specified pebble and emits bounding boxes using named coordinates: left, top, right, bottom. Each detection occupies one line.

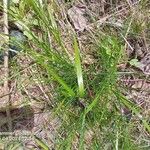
left=0, top=30, right=26, bottom=63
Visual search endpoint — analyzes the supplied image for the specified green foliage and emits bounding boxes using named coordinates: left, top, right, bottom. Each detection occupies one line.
left=129, top=59, right=141, bottom=68
left=4, top=141, right=23, bottom=150
left=2, top=0, right=149, bottom=149
left=35, top=136, right=49, bottom=150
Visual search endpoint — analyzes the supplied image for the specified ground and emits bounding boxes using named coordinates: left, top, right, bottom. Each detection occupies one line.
left=0, top=0, right=150, bottom=149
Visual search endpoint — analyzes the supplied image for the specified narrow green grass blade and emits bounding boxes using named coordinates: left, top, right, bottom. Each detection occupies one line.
left=142, top=120, right=150, bottom=132
left=34, top=136, right=49, bottom=150
left=79, top=113, right=86, bottom=150
left=85, top=93, right=101, bottom=115
left=74, top=36, right=85, bottom=97
left=47, top=67, right=75, bottom=97
left=85, top=80, right=107, bottom=114
left=65, top=131, right=76, bottom=150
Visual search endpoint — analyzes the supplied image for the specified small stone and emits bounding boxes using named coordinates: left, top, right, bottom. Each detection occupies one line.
left=0, top=30, right=26, bottom=63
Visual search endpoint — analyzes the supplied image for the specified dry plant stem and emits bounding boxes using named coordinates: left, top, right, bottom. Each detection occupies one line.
left=3, top=0, right=12, bottom=131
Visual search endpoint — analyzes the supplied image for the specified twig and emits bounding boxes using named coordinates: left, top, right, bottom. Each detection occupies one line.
left=3, top=0, right=12, bottom=131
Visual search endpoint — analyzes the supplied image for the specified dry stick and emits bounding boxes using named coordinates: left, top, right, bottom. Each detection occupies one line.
left=3, top=0, right=12, bottom=131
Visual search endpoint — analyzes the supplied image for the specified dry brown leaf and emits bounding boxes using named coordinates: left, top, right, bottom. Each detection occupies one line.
left=137, top=53, right=150, bottom=75
left=68, top=6, right=87, bottom=31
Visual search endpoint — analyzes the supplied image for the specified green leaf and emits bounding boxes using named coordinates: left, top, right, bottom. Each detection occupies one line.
left=129, top=59, right=141, bottom=67
left=79, top=114, right=86, bottom=150
left=34, top=136, right=49, bottom=150
left=74, top=36, right=85, bottom=98
left=32, top=19, right=39, bottom=26
left=23, top=30, right=33, bottom=40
